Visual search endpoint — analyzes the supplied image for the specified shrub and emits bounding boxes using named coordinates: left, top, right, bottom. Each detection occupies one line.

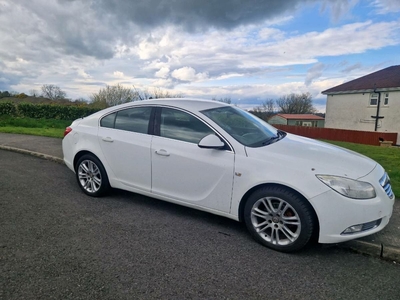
left=17, top=103, right=100, bottom=120
left=0, top=102, right=17, bottom=116
left=0, top=101, right=101, bottom=120
left=16, top=93, right=28, bottom=99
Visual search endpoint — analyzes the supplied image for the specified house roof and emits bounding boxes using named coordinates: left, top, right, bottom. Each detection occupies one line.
left=275, top=114, right=325, bottom=120
left=322, top=65, right=400, bottom=95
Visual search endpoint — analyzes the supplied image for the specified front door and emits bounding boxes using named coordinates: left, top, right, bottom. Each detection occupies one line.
left=151, top=107, right=235, bottom=213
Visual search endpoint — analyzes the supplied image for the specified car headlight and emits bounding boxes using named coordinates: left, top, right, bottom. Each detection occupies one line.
left=316, top=175, right=376, bottom=199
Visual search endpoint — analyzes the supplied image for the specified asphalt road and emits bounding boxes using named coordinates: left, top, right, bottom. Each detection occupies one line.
left=1, top=150, right=399, bottom=300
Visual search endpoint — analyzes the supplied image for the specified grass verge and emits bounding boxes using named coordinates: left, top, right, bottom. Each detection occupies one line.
left=0, top=116, right=69, bottom=138
left=0, top=126, right=64, bottom=138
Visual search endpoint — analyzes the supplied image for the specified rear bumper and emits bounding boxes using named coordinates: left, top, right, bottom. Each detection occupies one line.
left=62, top=137, right=75, bottom=172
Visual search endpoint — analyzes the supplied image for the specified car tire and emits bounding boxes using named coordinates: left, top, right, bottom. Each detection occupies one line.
left=75, top=154, right=109, bottom=197
left=244, top=186, right=315, bottom=252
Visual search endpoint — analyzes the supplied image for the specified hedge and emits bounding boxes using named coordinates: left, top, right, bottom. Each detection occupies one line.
left=0, top=102, right=101, bottom=120
left=0, top=102, right=17, bottom=116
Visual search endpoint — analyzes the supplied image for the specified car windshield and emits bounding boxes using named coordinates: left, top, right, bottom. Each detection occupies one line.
left=201, top=106, right=285, bottom=147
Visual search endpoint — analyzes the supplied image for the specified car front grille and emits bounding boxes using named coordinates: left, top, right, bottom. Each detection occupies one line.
left=379, top=172, right=394, bottom=199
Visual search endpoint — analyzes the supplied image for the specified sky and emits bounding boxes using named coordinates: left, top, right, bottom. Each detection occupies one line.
left=0, top=0, right=399, bottom=112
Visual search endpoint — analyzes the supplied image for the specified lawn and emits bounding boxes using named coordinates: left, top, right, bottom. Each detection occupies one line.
left=0, top=115, right=69, bottom=138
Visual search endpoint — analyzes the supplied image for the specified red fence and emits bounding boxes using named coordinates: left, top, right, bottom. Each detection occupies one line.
left=273, top=125, right=398, bottom=146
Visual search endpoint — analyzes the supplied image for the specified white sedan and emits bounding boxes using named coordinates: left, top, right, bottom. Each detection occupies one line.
left=62, top=99, right=394, bottom=252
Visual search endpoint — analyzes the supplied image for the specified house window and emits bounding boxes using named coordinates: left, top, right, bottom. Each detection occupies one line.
left=384, top=93, right=389, bottom=106
left=370, top=93, right=378, bottom=106
left=295, top=120, right=318, bottom=127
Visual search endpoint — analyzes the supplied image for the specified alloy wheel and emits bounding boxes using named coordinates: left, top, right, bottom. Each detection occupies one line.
left=78, top=160, right=102, bottom=194
left=250, top=196, right=301, bottom=246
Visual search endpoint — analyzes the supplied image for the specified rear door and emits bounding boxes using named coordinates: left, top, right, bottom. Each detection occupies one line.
left=98, top=106, right=153, bottom=192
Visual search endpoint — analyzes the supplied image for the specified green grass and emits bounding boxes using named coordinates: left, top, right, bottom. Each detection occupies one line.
left=0, top=126, right=65, bottom=138
left=324, top=140, right=399, bottom=197
left=0, top=115, right=70, bottom=138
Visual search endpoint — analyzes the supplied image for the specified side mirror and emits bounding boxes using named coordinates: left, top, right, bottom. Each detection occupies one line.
left=198, top=134, right=225, bottom=149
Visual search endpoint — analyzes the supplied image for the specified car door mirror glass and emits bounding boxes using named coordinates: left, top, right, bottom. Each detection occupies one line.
left=198, top=134, right=225, bottom=149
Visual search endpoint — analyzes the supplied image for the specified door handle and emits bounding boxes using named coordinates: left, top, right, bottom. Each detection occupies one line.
left=155, top=149, right=170, bottom=157
left=102, top=137, right=114, bottom=143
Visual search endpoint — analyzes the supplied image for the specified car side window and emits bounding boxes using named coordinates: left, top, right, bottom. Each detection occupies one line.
left=113, top=107, right=152, bottom=134
left=160, top=108, right=214, bottom=144
left=100, top=107, right=152, bottom=133
left=100, top=112, right=117, bottom=128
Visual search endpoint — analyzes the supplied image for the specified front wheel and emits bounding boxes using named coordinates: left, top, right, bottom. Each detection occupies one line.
left=75, top=155, right=109, bottom=197
left=244, top=186, right=315, bottom=252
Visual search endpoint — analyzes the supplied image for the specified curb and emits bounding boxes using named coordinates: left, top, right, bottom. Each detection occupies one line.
left=0, top=145, right=64, bottom=164
left=339, top=240, right=400, bottom=263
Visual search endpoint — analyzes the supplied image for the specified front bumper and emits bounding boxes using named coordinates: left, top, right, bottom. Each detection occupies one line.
left=310, top=167, right=395, bottom=244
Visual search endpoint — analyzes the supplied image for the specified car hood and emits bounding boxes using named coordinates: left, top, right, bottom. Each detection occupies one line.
left=245, top=133, right=377, bottom=179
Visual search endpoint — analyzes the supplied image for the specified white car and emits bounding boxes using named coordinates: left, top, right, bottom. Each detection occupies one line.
left=62, top=99, right=395, bottom=252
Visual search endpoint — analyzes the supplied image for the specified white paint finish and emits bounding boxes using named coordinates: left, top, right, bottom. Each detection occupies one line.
left=151, top=135, right=235, bottom=212
left=312, top=164, right=394, bottom=243
left=325, top=91, right=400, bottom=144
left=62, top=98, right=395, bottom=246
left=98, top=127, right=152, bottom=192
left=262, top=134, right=376, bottom=178
left=230, top=133, right=378, bottom=223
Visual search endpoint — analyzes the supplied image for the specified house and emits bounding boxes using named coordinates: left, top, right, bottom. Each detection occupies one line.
left=268, top=114, right=325, bottom=127
left=322, top=65, right=400, bottom=144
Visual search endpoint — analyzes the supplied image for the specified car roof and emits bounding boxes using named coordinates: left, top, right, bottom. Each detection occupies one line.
left=82, top=98, right=231, bottom=123
left=124, top=98, right=227, bottom=111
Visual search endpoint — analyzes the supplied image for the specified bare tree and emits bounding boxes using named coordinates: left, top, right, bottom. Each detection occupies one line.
left=73, top=97, right=88, bottom=104
left=29, top=89, right=39, bottom=97
left=90, top=84, right=183, bottom=107
left=251, top=99, right=275, bottom=120
left=133, top=86, right=183, bottom=100
left=91, top=84, right=135, bottom=107
left=0, top=90, right=11, bottom=98
left=276, top=92, right=315, bottom=114
left=41, top=84, right=67, bottom=100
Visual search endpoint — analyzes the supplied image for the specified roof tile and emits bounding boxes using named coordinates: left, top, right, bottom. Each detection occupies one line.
left=322, top=65, right=400, bottom=94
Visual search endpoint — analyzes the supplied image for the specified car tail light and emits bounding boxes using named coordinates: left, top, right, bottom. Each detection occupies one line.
left=64, top=126, right=72, bottom=137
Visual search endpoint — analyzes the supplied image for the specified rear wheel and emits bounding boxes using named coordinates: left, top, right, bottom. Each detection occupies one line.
left=76, top=155, right=109, bottom=197
left=244, top=186, right=315, bottom=252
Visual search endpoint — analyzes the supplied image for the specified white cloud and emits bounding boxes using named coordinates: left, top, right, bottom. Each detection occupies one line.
left=305, top=63, right=325, bottom=86
left=152, top=78, right=175, bottom=88
left=320, top=0, right=359, bottom=22
left=155, top=67, right=170, bottom=78
left=371, top=0, right=400, bottom=14
left=215, top=73, right=244, bottom=80
left=171, top=67, right=209, bottom=82
left=0, top=0, right=399, bottom=110
left=113, top=71, right=124, bottom=78
left=258, top=28, right=285, bottom=40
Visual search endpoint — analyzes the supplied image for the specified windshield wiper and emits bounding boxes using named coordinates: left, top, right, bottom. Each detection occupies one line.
left=277, top=130, right=287, bottom=138
left=262, top=130, right=287, bottom=146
